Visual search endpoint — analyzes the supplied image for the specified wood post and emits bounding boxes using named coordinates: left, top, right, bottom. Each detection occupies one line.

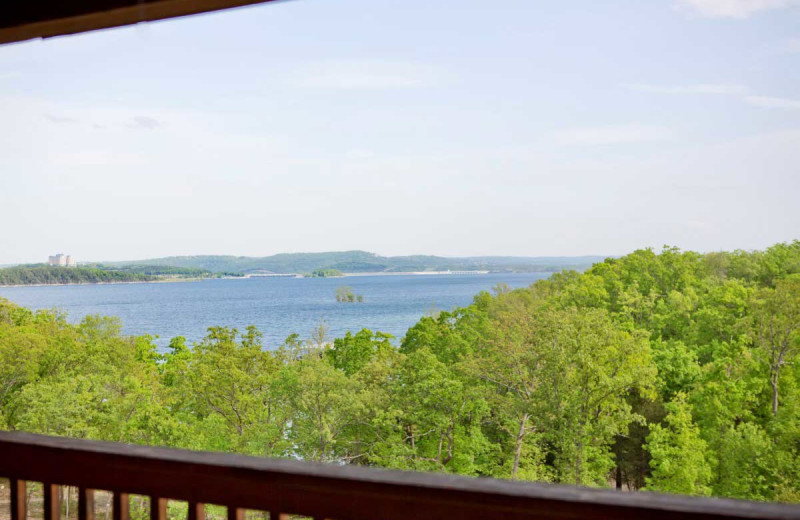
left=188, top=502, right=205, bottom=520
left=79, top=488, right=95, bottom=520
left=227, top=506, right=243, bottom=520
left=112, top=492, right=129, bottom=520
left=10, top=479, right=26, bottom=520
left=150, top=497, right=167, bottom=520
left=44, top=483, right=61, bottom=520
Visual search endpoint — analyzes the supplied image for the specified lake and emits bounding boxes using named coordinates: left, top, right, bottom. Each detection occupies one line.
left=0, top=273, right=550, bottom=348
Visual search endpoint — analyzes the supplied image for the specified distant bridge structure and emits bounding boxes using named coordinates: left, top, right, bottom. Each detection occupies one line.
left=244, top=271, right=300, bottom=278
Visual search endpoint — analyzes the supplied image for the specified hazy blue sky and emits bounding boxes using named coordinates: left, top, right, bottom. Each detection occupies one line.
left=1, top=0, right=799, bottom=264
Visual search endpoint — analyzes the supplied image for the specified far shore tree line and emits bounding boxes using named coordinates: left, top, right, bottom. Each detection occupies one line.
left=305, top=268, right=344, bottom=278
left=0, top=264, right=237, bottom=286
left=0, top=241, right=798, bottom=505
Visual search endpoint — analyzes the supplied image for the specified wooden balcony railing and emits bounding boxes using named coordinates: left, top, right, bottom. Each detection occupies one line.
left=2, top=431, right=799, bottom=520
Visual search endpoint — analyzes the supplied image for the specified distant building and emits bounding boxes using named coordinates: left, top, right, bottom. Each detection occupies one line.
left=48, top=253, right=76, bottom=267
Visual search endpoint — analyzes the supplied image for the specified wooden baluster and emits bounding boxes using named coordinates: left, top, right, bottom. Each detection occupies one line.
left=188, top=502, right=204, bottom=520
left=227, top=506, right=243, bottom=520
left=10, top=479, right=26, bottom=520
left=78, top=488, right=95, bottom=520
left=112, top=493, right=129, bottom=520
left=269, top=513, right=288, bottom=520
left=150, top=498, right=167, bottom=520
left=44, top=483, right=61, bottom=520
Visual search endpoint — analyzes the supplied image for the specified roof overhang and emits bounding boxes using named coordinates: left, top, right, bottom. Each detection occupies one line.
left=0, top=0, right=280, bottom=45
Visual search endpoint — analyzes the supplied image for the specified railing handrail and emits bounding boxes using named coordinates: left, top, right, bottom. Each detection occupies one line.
left=1, top=431, right=799, bottom=520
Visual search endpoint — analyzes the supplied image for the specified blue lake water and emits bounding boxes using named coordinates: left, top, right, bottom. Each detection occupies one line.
left=0, top=273, right=550, bottom=348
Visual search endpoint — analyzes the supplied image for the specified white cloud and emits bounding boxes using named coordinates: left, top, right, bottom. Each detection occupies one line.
left=626, top=83, right=800, bottom=111
left=743, top=95, right=800, bottom=109
left=127, top=116, right=162, bottom=129
left=774, top=37, right=800, bottom=54
left=784, top=37, right=800, bottom=53
left=344, top=149, right=377, bottom=159
left=625, top=83, right=747, bottom=95
left=676, top=0, right=800, bottom=18
left=53, top=150, right=145, bottom=167
left=45, top=114, right=79, bottom=124
left=554, top=125, right=671, bottom=146
left=759, top=37, right=800, bottom=56
left=287, top=60, right=444, bottom=90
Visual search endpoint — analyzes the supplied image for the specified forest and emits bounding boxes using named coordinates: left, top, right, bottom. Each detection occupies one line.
left=0, top=241, right=798, bottom=503
left=0, top=265, right=158, bottom=285
left=0, top=264, right=219, bottom=286
left=305, top=269, right=344, bottom=278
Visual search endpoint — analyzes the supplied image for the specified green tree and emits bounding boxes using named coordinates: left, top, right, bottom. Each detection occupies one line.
left=288, top=355, right=360, bottom=462
left=328, top=329, right=393, bottom=376
left=645, top=393, right=712, bottom=495
left=175, top=326, right=290, bottom=455
left=750, top=278, right=800, bottom=416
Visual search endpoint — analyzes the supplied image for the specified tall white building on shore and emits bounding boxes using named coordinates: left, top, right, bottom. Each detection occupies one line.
left=48, top=253, right=76, bottom=267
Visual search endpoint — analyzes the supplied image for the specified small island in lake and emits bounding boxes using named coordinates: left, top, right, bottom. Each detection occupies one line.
left=335, top=285, right=364, bottom=303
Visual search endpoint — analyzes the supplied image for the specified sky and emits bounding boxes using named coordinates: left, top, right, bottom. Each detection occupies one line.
left=1, top=0, right=799, bottom=264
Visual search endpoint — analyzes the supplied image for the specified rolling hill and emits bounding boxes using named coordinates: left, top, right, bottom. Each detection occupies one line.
left=104, top=251, right=607, bottom=275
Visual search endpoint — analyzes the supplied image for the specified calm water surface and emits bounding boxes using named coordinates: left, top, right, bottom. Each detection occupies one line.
left=0, top=273, right=550, bottom=347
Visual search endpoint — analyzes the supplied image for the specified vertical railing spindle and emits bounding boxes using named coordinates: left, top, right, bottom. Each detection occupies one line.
left=112, top=492, right=129, bottom=520
left=44, top=483, right=61, bottom=520
left=188, top=502, right=205, bottom=520
left=10, top=479, right=26, bottom=520
left=150, top=497, right=167, bottom=520
left=227, top=506, right=243, bottom=520
left=78, top=488, right=95, bottom=520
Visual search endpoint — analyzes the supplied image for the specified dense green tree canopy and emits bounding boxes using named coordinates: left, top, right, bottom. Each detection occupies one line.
left=1, top=240, right=799, bottom=503
left=0, top=264, right=219, bottom=286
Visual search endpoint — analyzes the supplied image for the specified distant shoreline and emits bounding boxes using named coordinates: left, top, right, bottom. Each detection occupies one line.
left=0, top=270, right=556, bottom=288
left=0, top=277, right=208, bottom=289
left=341, top=270, right=491, bottom=277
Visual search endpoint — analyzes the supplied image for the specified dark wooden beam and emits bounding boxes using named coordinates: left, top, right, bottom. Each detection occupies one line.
left=0, top=0, right=283, bottom=45
left=1, top=431, right=799, bottom=520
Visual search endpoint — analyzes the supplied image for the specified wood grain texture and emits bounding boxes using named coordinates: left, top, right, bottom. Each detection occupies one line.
left=1, top=431, right=799, bottom=520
